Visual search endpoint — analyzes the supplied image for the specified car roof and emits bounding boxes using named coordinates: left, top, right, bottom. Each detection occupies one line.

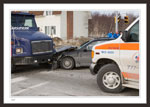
left=90, top=37, right=114, bottom=42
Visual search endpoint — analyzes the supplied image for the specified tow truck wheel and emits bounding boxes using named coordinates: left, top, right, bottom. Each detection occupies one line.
left=97, top=64, right=123, bottom=93
left=61, top=57, right=74, bottom=70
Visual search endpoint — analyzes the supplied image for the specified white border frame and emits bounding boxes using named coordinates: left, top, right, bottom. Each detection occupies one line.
left=4, top=4, right=147, bottom=104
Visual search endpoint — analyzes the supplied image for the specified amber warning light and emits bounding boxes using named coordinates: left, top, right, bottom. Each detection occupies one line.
left=91, top=51, right=94, bottom=58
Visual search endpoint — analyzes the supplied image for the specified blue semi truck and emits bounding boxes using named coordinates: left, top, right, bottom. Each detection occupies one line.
left=11, top=12, right=56, bottom=71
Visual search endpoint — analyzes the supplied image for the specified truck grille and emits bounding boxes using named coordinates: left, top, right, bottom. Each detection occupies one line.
left=31, top=40, right=52, bottom=54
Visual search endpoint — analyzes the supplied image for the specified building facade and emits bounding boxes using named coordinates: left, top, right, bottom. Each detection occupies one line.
left=29, top=11, right=91, bottom=40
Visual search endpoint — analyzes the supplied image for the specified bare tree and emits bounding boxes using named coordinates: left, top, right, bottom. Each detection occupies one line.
left=88, top=12, right=137, bottom=37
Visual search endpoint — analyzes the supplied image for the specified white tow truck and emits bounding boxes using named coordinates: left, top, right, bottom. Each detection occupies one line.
left=90, top=17, right=139, bottom=93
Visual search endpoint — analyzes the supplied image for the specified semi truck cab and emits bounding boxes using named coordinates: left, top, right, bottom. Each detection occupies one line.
left=90, top=17, right=139, bottom=93
left=11, top=12, right=55, bottom=70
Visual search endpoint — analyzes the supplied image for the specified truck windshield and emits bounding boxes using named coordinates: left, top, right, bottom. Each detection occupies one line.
left=11, top=15, right=37, bottom=28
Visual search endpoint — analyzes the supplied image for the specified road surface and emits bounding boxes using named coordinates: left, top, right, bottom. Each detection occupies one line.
left=11, top=65, right=139, bottom=96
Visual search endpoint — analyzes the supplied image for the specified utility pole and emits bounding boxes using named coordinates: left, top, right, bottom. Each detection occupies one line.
left=115, top=11, right=118, bottom=33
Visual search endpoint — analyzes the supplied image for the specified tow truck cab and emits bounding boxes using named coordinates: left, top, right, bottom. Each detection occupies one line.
left=90, top=18, right=139, bottom=93
left=11, top=12, right=55, bottom=70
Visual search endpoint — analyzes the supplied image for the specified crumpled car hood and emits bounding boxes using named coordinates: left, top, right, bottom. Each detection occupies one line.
left=56, top=46, right=77, bottom=53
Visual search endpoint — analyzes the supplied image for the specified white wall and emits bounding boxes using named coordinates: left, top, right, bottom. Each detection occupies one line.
left=34, top=11, right=91, bottom=40
left=35, top=15, right=61, bottom=38
left=60, top=11, right=67, bottom=40
left=73, top=11, right=91, bottom=38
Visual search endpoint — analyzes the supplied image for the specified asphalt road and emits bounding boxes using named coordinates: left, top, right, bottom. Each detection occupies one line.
left=11, top=65, right=139, bottom=96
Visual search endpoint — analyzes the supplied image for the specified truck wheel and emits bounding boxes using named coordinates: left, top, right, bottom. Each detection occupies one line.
left=97, top=64, right=123, bottom=93
left=51, top=60, right=58, bottom=70
left=61, top=57, right=74, bottom=70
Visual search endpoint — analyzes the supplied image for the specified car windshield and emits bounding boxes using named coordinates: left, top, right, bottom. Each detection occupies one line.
left=86, top=41, right=106, bottom=50
left=79, top=39, right=111, bottom=50
left=78, top=38, right=113, bottom=50
left=79, top=40, right=90, bottom=49
left=11, top=15, right=37, bottom=28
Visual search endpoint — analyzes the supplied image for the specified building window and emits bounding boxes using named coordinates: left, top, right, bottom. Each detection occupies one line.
left=45, top=11, right=52, bottom=16
left=51, top=26, right=56, bottom=35
left=45, top=26, right=56, bottom=36
left=45, top=26, right=50, bottom=35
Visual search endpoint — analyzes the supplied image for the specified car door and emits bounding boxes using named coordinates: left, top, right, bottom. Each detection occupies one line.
left=120, top=21, right=139, bottom=82
left=78, top=40, right=104, bottom=66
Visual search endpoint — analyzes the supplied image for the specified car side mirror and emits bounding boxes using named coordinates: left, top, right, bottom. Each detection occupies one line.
left=121, top=31, right=129, bottom=42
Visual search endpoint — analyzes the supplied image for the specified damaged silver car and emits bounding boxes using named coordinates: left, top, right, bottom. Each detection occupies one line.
left=53, top=38, right=114, bottom=70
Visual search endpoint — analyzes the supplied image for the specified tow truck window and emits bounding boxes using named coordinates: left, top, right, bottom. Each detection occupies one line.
left=24, top=19, right=33, bottom=27
left=127, top=21, right=139, bottom=42
left=11, top=15, right=17, bottom=27
left=11, top=15, right=36, bottom=28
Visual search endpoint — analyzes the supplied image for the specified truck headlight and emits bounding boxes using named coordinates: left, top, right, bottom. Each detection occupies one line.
left=16, top=48, right=23, bottom=54
left=11, top=41, right=14, bottom=45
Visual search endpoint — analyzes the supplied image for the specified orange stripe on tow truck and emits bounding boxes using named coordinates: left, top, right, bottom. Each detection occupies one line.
left=122, top=72, right=139, bottom=80
left=95, top=43, right=139, bottom=50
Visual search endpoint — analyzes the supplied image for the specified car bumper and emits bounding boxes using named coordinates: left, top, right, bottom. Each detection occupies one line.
left=12, top=54, right=53, bottom=65
left=90, top=63, right=97, bottom=75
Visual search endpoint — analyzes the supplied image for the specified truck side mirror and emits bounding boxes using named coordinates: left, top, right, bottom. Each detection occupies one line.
left=121, top=31, right=129, bottom=42
left=37, top=27, right=40, bottom=31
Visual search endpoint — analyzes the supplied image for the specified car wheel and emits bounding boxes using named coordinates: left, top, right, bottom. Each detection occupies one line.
left=61, top=57, right=74, bottom=70
left=97, top=64, right=123, bottom=93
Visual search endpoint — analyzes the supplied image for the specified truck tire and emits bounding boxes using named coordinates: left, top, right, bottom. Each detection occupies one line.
left=61, top=57, right=74, bottom=70
left=97, top=64, right=123, bottom=93
left=51, top=60, right=58, bottom=70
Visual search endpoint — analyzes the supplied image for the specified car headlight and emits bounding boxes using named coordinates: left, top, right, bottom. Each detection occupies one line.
left=16, top=48, right=23, bottom=54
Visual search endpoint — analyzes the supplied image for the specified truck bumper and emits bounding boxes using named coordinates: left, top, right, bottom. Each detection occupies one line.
left=12, top=54, right=53, bottom=65
left=90, top=63, right=97, bottom=75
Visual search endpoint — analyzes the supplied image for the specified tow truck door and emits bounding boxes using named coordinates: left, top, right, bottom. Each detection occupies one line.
left=120, top=21, right=139, bottom=82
